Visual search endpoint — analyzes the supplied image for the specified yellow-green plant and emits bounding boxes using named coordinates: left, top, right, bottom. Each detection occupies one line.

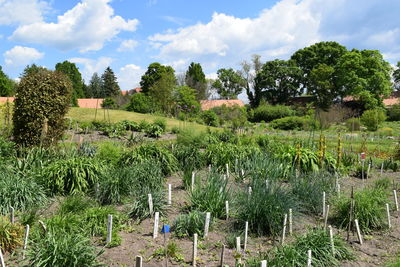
left=0, top=216, right=23, bottom=252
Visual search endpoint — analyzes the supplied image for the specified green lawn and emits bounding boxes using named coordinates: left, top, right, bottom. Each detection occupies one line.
left=66, top=107, right=214, bottom=133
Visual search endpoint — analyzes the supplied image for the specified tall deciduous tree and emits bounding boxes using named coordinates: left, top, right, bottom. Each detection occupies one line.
left=0, top=66, right=15, bottom=97
left=212, top=68, right=245, bottom=100
left=240, top=54, right=262, bottom=107
left=336, top=49, right=392, bottom=109
left=394, top=62, right=400, bottom=91
left=140, top=62, right=175, bottom=94
left=55, top=61, right=85, bottom=105
left=254, top=59, right=303, bottom=106
left=148, top=71, right=176, bottom=114
left=185, top=62, right=207, bottom=100
left=101, top=67, right=120, bottom=97
left=87, top=73, right=103, bottom=98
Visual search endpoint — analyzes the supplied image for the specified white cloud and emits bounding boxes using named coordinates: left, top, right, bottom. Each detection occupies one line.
left=4, top=46, right=44, bottom=66
left=117, top=64, right=144, bottom=90
left=0, top=0, right=50, bottom=25
left=69, top=57, right=113, bottom=82
left=117, top=39, right=139, bottom=52
left=11, top=0, right=139, bottom=52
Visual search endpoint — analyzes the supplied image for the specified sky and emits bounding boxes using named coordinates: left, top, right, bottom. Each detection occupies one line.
left=1, top=0, right=400, bottom=100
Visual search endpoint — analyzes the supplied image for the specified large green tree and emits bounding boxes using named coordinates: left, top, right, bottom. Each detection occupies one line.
left=173, top=86, right=200, bottom=114
left=291, top=41, right=348, bottom=109
left=336, top=49, right=392, bottom=109
left=254, top=59, right=303, bottom=105
left=394, top=61, right=400, bottom=91
left=148, top=71, right=176, bottom=114
left=0, top=66, right=15, bottom=97
left=140, top=62, right=175, bottom=94
left=101, top=67, right=120, bottom=98
left=240, top=54, right=262, bottom=107
left=185, top=62, right=207, bottom=100
left=55, top=61, right=85, bottom=105
left=87, top=73, right=103, bottom=98
left=212, top=68, right=245, bottom=100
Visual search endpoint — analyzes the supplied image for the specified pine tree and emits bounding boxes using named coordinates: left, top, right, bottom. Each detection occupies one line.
left=101, top=67, right=120, bottom=97
left=87, top=73, right=103, bottom=98
left=185, top=62, right=207, bottom=100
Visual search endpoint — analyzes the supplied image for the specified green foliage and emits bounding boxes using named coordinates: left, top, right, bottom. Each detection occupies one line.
left=211, top=104, right=248, bottom=128
left=173, top=211, right=211, bottom=238
left=0, top=216, right=23, bottom=252
left=266, top=228, right=354, bottom=267
left=174, top=86, right=201, bottom=114
left=189, top=172, right=230, bottom=219
left=270, top=116, right=317, bottom=131
left=13, top=68, right=73, bottom=147
left=126, top=93, right=154, bottom=113
left=254, top=60, right=303, bottom=106
left=252, top=104, right=294, bottom=122
left=0, top=136, right=14, bottom=158
left=360, top=109, right=387, bottom=131
left=129, top=191, right=167, bottom=222
left=212, top=68, right=245, bottom=99
left=86, top=73, right=103, bottom=98
left=345, top=118, right=361, bottom=131
left=55, top=60, right=85, bottom=105
left=101, top=67, right=120, bottom=97
left=291, top=172, right=336, bottom=215
left=58, top=194, right=96, bottom=215
left=387, top=104, right=400, bottom=121
left=27, top=231, right=103, bottom=267
left=333, top=187, right=388, bottom=233
left=148, top=71, right=176, bottom=114
left=0, top=170, right=46, bottom=215
left=145, top=124, right=163, bottom=138
left=101, top=97, right=117, bottom=109
left=40, top=157, right=103, bottom=195
left=185, top=62, right=207, bottom=100
left=236, top=180, right=298, bottom=237
left=140, top=62, right=175, bottom=94
left=95, top=141, right=124, bottom=165
left=0, top=66, right=15, bottom=96
left=200, top=110, right=219, bottom=126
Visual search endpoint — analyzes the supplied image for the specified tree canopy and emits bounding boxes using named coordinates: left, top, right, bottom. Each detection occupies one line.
left=185, top=62, right=207, bottom=100
left=0, top=66, right=15, bottom=97
left=148, top=71, right=176, bottom=114
left=55, top=61, right=85, bottom=105
left=101, top=67, right=120, bottom=98
left=140, top=62, right=175, bottom=94
left=394, top=62, right=400, bottom=91
left=87, top=73, right=103, bottom=98
left=213, top=68, right=245, bottom=100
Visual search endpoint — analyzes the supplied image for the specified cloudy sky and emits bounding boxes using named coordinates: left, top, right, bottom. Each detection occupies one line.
left=1, top=0, right=399, bottom=93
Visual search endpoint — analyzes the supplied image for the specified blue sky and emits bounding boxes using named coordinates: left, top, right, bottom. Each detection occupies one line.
left=1, top=0, right=400, bottom=96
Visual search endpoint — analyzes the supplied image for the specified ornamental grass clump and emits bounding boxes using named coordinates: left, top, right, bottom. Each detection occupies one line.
left=130, top=191, right=167, bottom=222
left=0, top=216, right=24, bottom=252
left=188, top=172, right=230, bottom=219
left=236, top=180, right=298, bottom=237
left=266, top=228, right=354, bottom=267
left=172, top=211, right=211, bottom=238
left=333, top=187, right=387, bottom=233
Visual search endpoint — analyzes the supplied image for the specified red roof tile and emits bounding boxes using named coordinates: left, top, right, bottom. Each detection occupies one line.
left=200, top=99, right=244, bottom=110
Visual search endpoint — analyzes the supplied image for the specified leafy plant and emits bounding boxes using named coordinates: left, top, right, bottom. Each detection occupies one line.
left=252, top=104, right=294, bottom=122
left=0, top=216, right=23, bottom=252
left=173, top=211, right=211, bottom=238
left=360, top=109, right=386, bottom=131
left=130, top=191, right=167, bottom=222
left=58, top=194, right=96, bottom=215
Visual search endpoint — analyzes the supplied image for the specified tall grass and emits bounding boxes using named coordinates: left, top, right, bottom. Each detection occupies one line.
left=188, top=172, right=230, bottom=219
left=173, top=211, right=211, bottom=238
left=236, top=180, right=298, bottom=237
left=130, top=191, right=167, bottom=222
left=0, top=216, right=23, bottom=252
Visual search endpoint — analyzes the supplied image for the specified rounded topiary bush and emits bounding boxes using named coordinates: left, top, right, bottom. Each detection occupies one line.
left=252, top=104, right=294, bottom=122
left=360, top=109, right=386, bottom=131
left=13, top=68, right=72, bottom=146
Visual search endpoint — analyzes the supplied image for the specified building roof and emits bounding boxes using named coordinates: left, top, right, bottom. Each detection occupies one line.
left=200, top=99, right=244, bottom=110
left=0, top=97, right=14, bottom=104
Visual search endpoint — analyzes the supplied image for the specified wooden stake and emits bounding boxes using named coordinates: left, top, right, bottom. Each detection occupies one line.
left=241, top=169, right=245, bottom=177
left=337, top=184, right=341, bottom=198
left=307, top=250, right=312, bottom=267
left=226, top=163, right=229, bottom=178
left=135, top=256, right=143, bottom=267
left=261, top=260, right=267, bottom=267
left=244, top=221, right=249, bottom=250
left=168, top=184, right=172, bottom=206
left=191, top=172, right=195, bottom=191
left=208, top=165, right=211, bottom=172
left=324, top=205, right=330, bottom=230
left=204, top=212, right=211, bottom=238
left=281, top=213, right=287, bottom=245
left=22, top=224, right=30, bottom=259
left=0, top=247, right=5, bottom=267
left=347, top=187, right=354, bottom=241
left=192, top=234, right=198, bottom=266
left=322, top=192, right=326, bottom=218
left=10, top=207, right=14, bottom=224
left=354, top=219, right=363, bottom=245
left=225, top=201, right=229, bottom=220
left=386, top=203, right=391, bottom=229
left=381, top=162, right=384, bottom=176
left=328, top=225, right=335, bottom=255
left=248, top=186, right=252, bottom=195
left=236, top=236, right=241, bottom=252
left=148, top=194, right=153, bottom=216
left=153, top=212, right=160, bottom=239
left=106, top=214, right=113, bottom=244
left=394, top=190, right=399, bottom=211
left=289, top=208, right=293, bottom=236
left=219, top=245, right=225, bottom=267
left=367, top=163, right=371, bottom=179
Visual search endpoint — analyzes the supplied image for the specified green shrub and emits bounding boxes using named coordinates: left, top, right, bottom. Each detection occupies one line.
left=200, top=110, right=219, bottom=127
left=173, top=144, right=206, bottom=172
left=333, top=187, right=387, bottom=233
left=291, top=172, right=336, bottom=215
left=253, top=104, right=294, bottom=122
left=360, top=109, right=386, bottom=131
left=266, top=228, right=354, bottom=267
left=13, top=68, right=72, bottom=146
left=0, top=136, right=14, bottom=158
left=101, top=97, right=117, bottom=109
left=171, top=126, right=180, bottom=134
left=211, top=104, right=247, bottom=127
left=130, top=191, right=167, bottom=222
left=27, top=231, right=103, bottom=267
left=345, top=118, right=361, bottom=131
left=145, top=124, right=164, bottom=138
left=127, top=93, right=154, bottom=113
left=0, top=171, right=47, bottom=215
left=81, top=206, right=123, bottom=237
left=153, top=118, right=167, bottom=132
left=40, top=157, right=103, bottom=195
left=270, top=116, right=313, bottom=130
left=189, top=173, right=230, bottom=219
left=236, top=180, right=298, bottom=237
left=0, top=216, right=23, bottom=252
left=387, top=104, right=400, bottom=121
left=58, top=194, right=96, bottom=215
left=173, top=211, right=211, bottom=238
left=95, top=141, right=124, bottom=165
left=377, top=127, right=394, bottom=137
left=205, top=143, right=261, bottom=169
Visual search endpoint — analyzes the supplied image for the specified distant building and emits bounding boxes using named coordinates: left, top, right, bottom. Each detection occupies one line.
left=0, top=97, right=104, bottom=109
left=200, top=99, right=245, bottom=110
